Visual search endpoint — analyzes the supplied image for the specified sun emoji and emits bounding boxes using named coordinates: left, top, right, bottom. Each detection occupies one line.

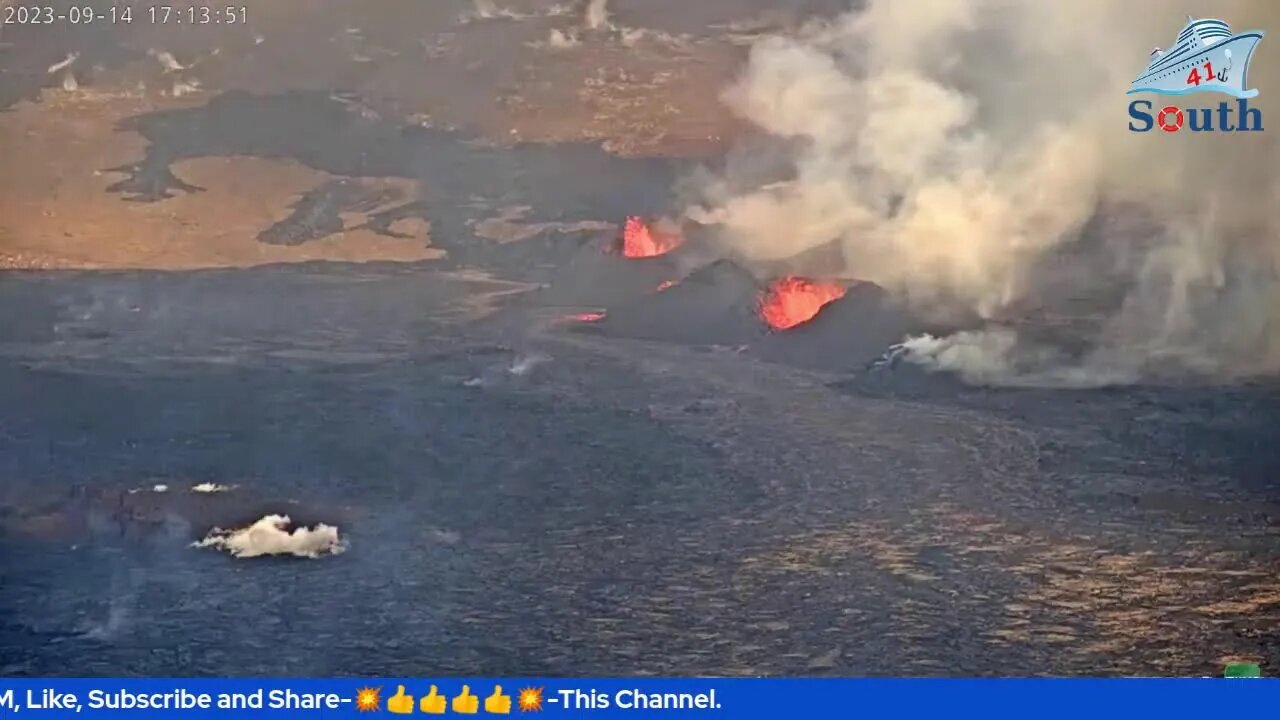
left=355, top=687, right=381, bottom=712
left=517, top=687, right=544, bottom=712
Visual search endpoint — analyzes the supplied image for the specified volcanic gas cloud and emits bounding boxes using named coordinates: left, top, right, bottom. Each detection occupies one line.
left=759, top=277, right=845, bottom=330
left=622, top=216, right=683, bottom=258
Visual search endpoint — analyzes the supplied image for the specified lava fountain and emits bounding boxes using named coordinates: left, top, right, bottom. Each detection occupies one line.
left=622, top=216, right=683, bottom=258
left=759, top=277, right=846, bottom=330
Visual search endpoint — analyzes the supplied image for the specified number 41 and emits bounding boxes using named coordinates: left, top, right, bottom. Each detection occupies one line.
left=1187, top=61, right=1214, bottom=86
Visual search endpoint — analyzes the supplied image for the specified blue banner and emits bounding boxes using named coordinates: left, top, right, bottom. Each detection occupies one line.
left=0, top=678, right=1275, bottom=719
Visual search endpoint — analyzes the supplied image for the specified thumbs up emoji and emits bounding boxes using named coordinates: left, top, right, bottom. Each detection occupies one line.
left=485, top=687, right=512, bottom=715
left=387, top=686, right=414, bottom=715
left=452, top=686, right=479, bottom=715
left=419, top=686, right=446, bottom=715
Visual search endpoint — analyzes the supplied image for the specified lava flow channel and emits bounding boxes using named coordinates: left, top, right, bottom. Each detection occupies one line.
left=622, top=216, right=683, bottom=258
left=759, top=276, right=846, bottom=330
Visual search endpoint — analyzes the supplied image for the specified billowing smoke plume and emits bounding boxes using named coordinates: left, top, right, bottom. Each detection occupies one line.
left=689, top=0, right=1279, bottom=385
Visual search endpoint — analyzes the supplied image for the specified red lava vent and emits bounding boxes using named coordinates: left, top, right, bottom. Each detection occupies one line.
left=622, top=216, right=684, bottom=258
left=759, top=276, right=846, bottom=331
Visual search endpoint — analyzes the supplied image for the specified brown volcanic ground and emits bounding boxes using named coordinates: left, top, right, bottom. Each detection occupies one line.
left=0, top=0, right=813, bottom=269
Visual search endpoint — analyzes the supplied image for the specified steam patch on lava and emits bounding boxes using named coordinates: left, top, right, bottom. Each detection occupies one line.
left=582, top=0, right=611, bottom=31
left=470, top=0, right=499, bottom=17
left=192, top=514, right=346, bottom=559
left=464, top=351, right=552, bottom=387
left=191, top=483, right=234, bottom=494
left=686, top=0, right=1280, bottom=386
left=81, top=571, right=137, bottom=641
left=616, top=27, right=697, bottom=51
left=461, top=0, right=529, bottom=23
left=529, top=0, right=611, bottom=47
left=509, top=352, right=550, bottom=376
left=544, top=29, right=582, bottom=49
left=530, top=0, right=693, bottom=51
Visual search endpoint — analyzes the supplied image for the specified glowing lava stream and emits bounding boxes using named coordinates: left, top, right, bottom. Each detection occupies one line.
left=622, top=216, right=683, bottom=258
left=759, top=276, right=846, bottom=330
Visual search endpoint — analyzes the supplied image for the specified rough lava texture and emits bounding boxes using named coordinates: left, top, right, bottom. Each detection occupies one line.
left=592, top=259, right=766, bottom=345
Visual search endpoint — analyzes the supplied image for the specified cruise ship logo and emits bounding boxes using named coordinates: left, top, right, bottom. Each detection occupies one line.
left=1128, top=16, right=1265, bottom=133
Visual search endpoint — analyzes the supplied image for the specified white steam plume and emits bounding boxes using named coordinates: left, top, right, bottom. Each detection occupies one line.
left=583, top=0, right=610, bottom=30
left=192, top=515, right=346, bottom=558
left=690, top=0, right=1279, bottom=386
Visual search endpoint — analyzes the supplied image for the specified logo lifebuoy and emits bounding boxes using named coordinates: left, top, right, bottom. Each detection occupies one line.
left=1157, top=105, right=1184, bottom=132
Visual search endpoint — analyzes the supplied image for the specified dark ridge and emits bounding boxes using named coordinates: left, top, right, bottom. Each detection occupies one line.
left=756, top=282, right=924, bottom=371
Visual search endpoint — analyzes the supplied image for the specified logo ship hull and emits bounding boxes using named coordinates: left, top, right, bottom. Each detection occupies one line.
left=1129, top=31, right=1264, bottom=99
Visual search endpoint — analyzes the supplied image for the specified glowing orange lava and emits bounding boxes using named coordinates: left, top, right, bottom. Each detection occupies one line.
left=622, top=216, right=683, bottom=258
left=565, top=312, right=607, bottom=322
left=655, top=280, right=677, bottom=292
left=758, top=276, right=846, bottom=330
